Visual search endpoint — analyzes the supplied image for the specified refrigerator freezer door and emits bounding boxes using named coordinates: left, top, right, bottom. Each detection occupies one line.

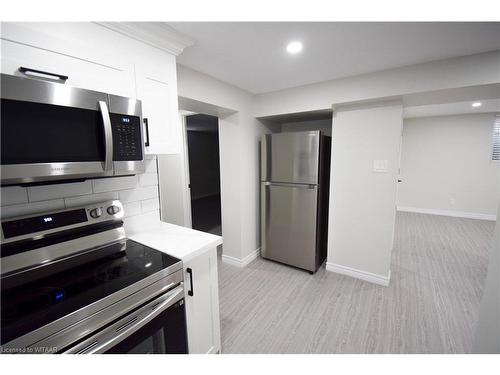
left=261, top=182, right=318, bottom=272
left=261, top=131, right=320, bottom=184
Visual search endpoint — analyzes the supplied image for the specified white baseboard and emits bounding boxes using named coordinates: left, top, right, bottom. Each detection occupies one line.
left=326, top=262, right=391, bottom=286
left=222, top=248, right=261, bottom=268
left=397, top=206, right=497, bottom=221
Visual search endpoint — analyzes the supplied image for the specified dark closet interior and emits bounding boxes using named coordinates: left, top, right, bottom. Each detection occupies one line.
left=186, top=114, right=222, bottom=235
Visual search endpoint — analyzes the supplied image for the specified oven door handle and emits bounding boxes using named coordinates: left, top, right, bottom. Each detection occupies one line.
left=98, top=100, right=113, bottom=173
left=63, top=285, right=184, bottom=354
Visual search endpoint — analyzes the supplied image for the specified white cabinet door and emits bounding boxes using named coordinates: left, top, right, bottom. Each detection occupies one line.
left=183, top=248, right=221, bottom=354
left=135, top=73, right=171, bottom=155
left=1, top=39, right=135, bottom=97
left=135, top=70, right=181, bottom=155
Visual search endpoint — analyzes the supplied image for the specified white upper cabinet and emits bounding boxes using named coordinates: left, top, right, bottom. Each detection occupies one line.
left=1, top=40, right=135, bottom=98
left=135, top=66, right=180, bottom=155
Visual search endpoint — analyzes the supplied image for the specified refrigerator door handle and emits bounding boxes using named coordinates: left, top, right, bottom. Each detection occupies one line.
left=264, top=181, right=317, bottom=189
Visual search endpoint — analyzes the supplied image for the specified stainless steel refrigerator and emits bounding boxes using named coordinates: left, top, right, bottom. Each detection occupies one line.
left=260, top=130, right=331, bottom=273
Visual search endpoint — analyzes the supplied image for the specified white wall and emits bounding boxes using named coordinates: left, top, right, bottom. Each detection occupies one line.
left=157, top=154, right=187, bottom=226
left=398, top=113, right=500, bottom=218
left=327, top=104, right=403, bottom=284
left=176, top=65, right=271, bottom=262
left=473, top=200, right=500, bottom=353
left=280, top=119, right=332, bottom=136
left=253, top=50, right=500, bottom=118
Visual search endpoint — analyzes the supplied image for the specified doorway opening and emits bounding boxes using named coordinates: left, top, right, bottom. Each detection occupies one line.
left=185, top=114, right=222, bottom=235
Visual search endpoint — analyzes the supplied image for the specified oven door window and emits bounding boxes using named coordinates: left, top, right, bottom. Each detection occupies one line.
left=105, top=299, right=188, bottom=354
left=1, top=99, right=105, bottom=164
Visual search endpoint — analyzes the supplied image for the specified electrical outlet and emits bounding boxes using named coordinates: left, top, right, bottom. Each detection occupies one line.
left=373, top=159, right=388, bottom=173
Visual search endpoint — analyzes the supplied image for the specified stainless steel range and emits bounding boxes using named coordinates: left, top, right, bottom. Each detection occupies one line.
left=0, top=200, right=187, bottom=354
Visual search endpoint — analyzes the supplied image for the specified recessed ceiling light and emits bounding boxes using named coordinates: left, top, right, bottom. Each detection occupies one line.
left=286, top=41, right=303, bottom=54
left=472, top=102, right=482, bottom=107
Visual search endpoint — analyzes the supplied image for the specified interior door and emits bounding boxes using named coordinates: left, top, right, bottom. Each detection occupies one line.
left=261, top=182, right=318, bottom=272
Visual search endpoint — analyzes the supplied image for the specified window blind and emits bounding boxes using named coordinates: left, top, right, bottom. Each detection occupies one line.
left=493, top=115, right=500, bottom=161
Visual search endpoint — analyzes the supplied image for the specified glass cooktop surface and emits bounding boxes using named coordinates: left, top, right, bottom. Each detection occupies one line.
left=0, top=239, right=180, bottom=345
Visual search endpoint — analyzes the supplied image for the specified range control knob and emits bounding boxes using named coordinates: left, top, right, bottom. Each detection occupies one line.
left=107, top=205, right=121, bottom=215
left=89, top=207, right=103, bottom=219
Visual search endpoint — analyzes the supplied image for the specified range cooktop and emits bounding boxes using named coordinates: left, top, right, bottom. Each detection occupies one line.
left=1, top=239, right=181, bottom=345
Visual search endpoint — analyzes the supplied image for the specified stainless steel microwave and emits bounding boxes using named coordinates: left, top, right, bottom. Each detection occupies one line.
left=1, top=73, right=146, bottom=185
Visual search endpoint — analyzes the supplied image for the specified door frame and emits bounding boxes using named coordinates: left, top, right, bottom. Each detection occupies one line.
left=180, top=111, right=224, bottom=235
left=177, top=97, right=231, bottom=248
left=179, top=110, right=194, bottom=228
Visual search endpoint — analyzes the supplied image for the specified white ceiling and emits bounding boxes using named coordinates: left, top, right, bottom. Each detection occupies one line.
left=168, top=22, right=500, bottom=94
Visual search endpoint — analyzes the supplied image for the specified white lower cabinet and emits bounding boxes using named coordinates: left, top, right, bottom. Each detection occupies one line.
left=183, top=248, right=221, bottom=354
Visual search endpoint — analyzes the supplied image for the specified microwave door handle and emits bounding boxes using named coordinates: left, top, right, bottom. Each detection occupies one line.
left=98, top=101, right=113, bottom=173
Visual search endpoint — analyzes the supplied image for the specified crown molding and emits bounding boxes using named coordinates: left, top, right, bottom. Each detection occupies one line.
left=95, top=22, right=194, bottom=56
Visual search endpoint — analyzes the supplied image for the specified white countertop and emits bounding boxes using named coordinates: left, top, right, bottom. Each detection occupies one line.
left=128, top=219, right=223, bottom=263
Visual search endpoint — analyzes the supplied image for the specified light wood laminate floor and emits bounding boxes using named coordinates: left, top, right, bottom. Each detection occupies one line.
left=217, top=212, right=494, bottom=353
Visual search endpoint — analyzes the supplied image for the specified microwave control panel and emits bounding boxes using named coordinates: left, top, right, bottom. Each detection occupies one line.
left=110, top=114, right=143, bottom=161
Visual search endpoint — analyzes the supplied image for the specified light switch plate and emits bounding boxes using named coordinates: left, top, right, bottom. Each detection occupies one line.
left=373, top=159, right=388, bottom=172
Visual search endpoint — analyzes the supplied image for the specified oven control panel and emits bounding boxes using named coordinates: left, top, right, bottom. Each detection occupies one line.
left=88, top=204, right=121, bottom=219
left=87, top=203, right=122, bottom=220
left=1, top=200, right=124, bottom=242
left=110, top=113, right=143, bottom=161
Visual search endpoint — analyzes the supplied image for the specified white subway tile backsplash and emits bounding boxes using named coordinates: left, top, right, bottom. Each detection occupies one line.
left=1, top=155, right=161, bottom=232
left=1, top=199, right=65, bottom=219
left=119, top=186, right=158, bottom=203
left=141, top=198, right=160, bottom=213
left=145, top=158, right=157, bottom=173
left=123, top=201, right=141, bottom=218
left=28, top=181, right=92, bottom=202
left=1, top=186, right=28, bottom=206
left=92, top=175, right=139, bottom=193
left=123, top=211, right=161, bottom=236
left=64, top=192, right=119, bottom=208
left=138, top=173, right=158, bottom=187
